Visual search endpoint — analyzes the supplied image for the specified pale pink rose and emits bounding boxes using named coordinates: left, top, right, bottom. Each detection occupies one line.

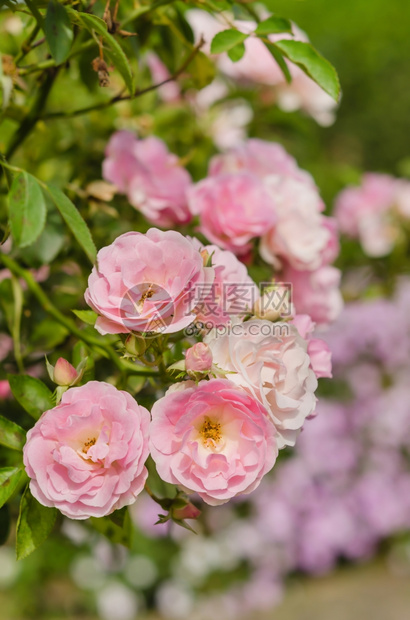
left=187, top=173, right=276, bottom=255
left=307, top=339, right=332, bottom=379
left=149, top=378, right=277, bottom=505
left=205, top=320, right=318, bottom=448
left=23, top=381, right=150, bottom=519
left=185, top=343, right=213, bottom=374
left=292, top=314, right=332, bottom=379
left=145, top=53, right=181, bottom=103
left=209, top=138, right=315, bottom=189
left=53, top=358, right=78, bottom=386
left=320, top=217, right=340, bottom=266
left=192, top=241, right=259, bottom=327
left=0, top=380, right=11, bottom=399
left=283, top=265, right=343, bottom=326
left=85, top=229, right=215, bottom=335
left=103, top=131, right=192, bottom=228
left=260, top=176, right=330, bottom=271
left=334, top=173, right=396, bottom=237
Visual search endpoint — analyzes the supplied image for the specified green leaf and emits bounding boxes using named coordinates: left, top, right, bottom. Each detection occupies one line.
left=227, top=41, right=246, bottom=62
left=7, top=375, right=54, bottom=420
left=29, top=320, right=69, bottom=351
left=90, top=508, right=133, bottom=548
left=45, top=185, right=97, bottom=264
left=16, top=486, right=57, bottom=560
left=187, top=51, right=215, bottom=89
left=44, top=0, right=74, bottom=64
left=0, top=415, right=25, bottom=451
left=0, top=467, right=23, bottom=509
left=273, top=39, right=341, bottom=101
left=255, top=16, right=292, bottom=36
left=8, top=172, right=47, bottom=248
left=210, top=29, right=249, bottom=55
left=71, top=11, right=134, bottom=95
left=72, top=309, right=97, bottom=326
left=265, top=42, right=291, bottom=83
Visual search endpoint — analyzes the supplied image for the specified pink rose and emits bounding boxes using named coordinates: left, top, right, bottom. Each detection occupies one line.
left=193, top=242, right=259, bottom=327
left=334, top=173, right=403, bottom=256
left=103, top=131, right=192, bottom=228
left=209, top=138, right=316, bottom=189
left=149, top=378, right=277, bottom=505
left=185, top=342, right=213, bottom=374
left=187, top=173, right=276, bottom=255
left=259, top=176, right=331, bottom=271
left=292, top=314, right=332, bottom=379
left=85, top=229, right=215, bottom=335
left=23, top=381, right=150, bottom=519
left=205, top=320, right=318, bottom=448
left=335, top=173, right=396, bottom=237
left=283, top=264, right=343, bottom=326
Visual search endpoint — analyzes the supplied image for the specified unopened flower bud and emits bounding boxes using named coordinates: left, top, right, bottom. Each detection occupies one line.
left=253, top=286, right=291, bottom=322
left=185, top=342, right=213, bottom=375
left=53, top=358, right=79, bottom=386
left=172, top=502, right=201, bottom=521
left=124, top=334, right=147, bottom=357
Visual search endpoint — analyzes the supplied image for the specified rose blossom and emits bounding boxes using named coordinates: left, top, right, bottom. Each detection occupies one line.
left=283, top=264, right=343, bottom=326
left=23, top=381, right=150, bottom=519
left=187, top=172, right=276, bottom=255
left=85, top=229, right=215, bottom=335
left=334, top=173, right=404, bottom=256
left=185, top=343, right=213, bottom=374
left=292, top=314, right=332, bottom=379
left=209, top=138, right=316, bottom=189
left=103, top=131, right=192, bottom=228
left=150, top=378, right=277, bottom=505
left=193, top=241, right=259, bottom=327
left=259, top=176, right=332, bottom=271
left=205, top=320, right=318, bottom=448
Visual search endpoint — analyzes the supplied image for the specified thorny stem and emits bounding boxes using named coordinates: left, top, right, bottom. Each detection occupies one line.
left=41, top=38, right=205, bottom=120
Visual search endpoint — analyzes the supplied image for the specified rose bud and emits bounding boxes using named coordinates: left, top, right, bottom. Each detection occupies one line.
left=185, top=342, right=213, bottom=376
left=53, top=358, right=78, bottom=386
left=253, top=285, right=291, bottom=322
left=172, top=501, right=201, bottom=522
left=124, top=334, right=147, bottom=358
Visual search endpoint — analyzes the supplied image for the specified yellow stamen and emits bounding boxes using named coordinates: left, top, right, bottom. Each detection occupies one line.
left=200, top=418, right=222, bottom=446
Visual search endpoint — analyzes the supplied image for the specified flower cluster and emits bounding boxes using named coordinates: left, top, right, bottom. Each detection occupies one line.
left=189, top=139, right=342, bottom=326
left=23, top=227, right=331, bottom=517
left=22, top=133, right=339, bottom=523
left=335, top=173, right=410, bottom=257
left=126, top=279, right=410, bottom=620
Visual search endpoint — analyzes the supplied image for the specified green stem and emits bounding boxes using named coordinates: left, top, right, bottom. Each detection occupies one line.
left=41, top=37, right=205, bottom=120
left=14, top=23, right=41, bottom=65
left=0, top=254, right=158, bottom=377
